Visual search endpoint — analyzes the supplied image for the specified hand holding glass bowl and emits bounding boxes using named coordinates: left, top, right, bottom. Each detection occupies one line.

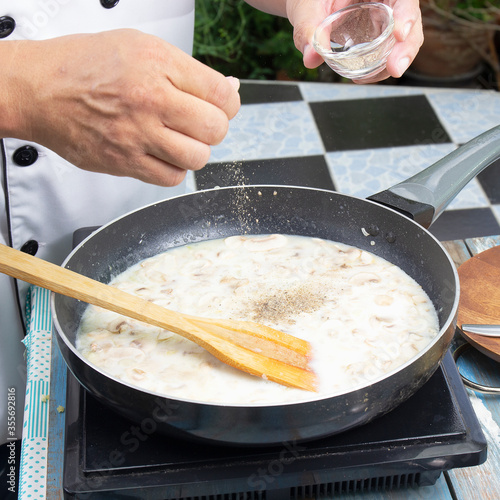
left=313, top=2, right=396, bottom=82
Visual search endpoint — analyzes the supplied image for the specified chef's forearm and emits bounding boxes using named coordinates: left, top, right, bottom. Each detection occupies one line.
left=243, top=0, right=288, bottom=17
left=0, top=41, right=35, bottom=140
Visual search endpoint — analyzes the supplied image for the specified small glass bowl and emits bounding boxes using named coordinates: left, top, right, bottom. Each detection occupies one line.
left=313, top=2, right=396, bottom=81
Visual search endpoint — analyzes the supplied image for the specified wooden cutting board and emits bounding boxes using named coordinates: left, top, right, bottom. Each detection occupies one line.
left=457, top=245, right=500, bottom=362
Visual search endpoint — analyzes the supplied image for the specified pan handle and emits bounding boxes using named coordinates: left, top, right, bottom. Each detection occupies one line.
left=367, top=125, right=500, bottom=228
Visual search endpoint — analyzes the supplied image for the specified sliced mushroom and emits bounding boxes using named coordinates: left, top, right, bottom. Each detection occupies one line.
left=359, top=251, right=374, bottom=265
left=90, top=341, right=113, bottom=352
left=108, top=318, right=133, bottom=334
left=180, top=258, right=213, bottom=276
left=369, top=316, right=397, bottom=333
left=220, top=276, right=250, bottom=289
left=142, top=269, right=170, bottom=284
left=129, top=368, right=147, bottom=382
left=348, top=272, right=381, bottom=286
left=224, top=235, right=246, bottom=249
left=374, top=294, right=394, bottom=306
left=107, top=347, right=146, bottom=361
left=243, top=234, right=288, bottom=252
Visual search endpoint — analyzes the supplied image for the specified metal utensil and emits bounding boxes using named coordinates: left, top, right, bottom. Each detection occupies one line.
left=461, top=324, right=500, bottom=338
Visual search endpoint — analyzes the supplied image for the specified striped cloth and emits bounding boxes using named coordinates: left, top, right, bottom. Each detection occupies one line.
left=18, top=286, right=53, bottom=500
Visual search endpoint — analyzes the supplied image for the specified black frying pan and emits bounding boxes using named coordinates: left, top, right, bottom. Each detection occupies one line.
left=52, top=126, right=500, bottom=446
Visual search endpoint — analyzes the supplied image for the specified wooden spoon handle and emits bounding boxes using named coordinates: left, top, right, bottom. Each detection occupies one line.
left=0, top=243, right=199, bottom=338
left=0, top=244, right=317, bottom=391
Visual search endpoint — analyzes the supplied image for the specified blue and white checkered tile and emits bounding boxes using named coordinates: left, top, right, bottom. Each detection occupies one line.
left=424, top=89, right=500, bottom=144
left=298, top=81, right=423, bottom=102
left=325, top=144, right=490, bottom=210
left=209, top=101, right=324, bottom=163
left=493, top=204, right=500, bottom=223
left=200, top=81, right=500, bottom=241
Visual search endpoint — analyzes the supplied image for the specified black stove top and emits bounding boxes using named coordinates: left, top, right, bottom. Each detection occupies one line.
left=62, top=351, right=486, bottom=499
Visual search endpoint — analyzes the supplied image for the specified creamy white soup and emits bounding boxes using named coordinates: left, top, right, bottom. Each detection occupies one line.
left=77, top=234, right=439, bottom=404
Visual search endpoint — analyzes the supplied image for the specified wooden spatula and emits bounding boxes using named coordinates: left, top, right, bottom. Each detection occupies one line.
left=0, top=243, right=317, bottom=391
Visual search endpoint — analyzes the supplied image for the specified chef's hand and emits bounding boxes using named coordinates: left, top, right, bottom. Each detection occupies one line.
left=2, top=29, right=241, bottom=186
left=246, top=0, right=423, bottom=84
left=295, top=0, right=423, bottom=83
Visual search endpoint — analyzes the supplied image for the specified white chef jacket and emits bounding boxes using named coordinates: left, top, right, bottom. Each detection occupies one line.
left=0, top=0, right=195, bottom=444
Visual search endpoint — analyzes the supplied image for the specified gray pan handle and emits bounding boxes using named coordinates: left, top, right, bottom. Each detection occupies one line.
left=367, top=125, right=500, bottom=228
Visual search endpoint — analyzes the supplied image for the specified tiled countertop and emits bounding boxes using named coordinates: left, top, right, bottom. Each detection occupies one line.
left=199, top=80, right=500, bottom=241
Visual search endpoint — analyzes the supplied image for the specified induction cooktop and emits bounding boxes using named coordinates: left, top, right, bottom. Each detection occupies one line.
left=62, top=350, right=486, bottom=499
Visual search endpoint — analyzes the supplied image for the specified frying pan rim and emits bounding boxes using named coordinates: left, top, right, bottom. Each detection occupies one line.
left=51, top=184, right=460, bottom=408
